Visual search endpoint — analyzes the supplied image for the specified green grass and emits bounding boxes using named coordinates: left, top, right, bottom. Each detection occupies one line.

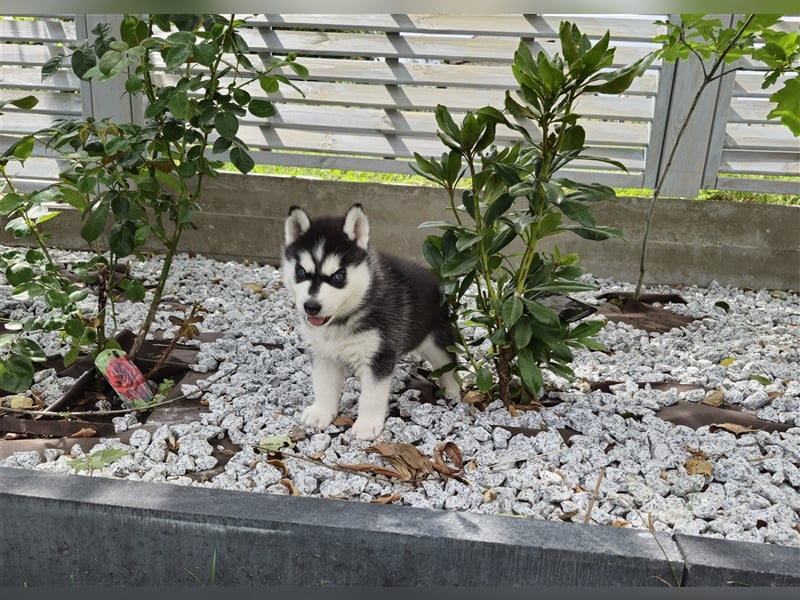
left=219, top=163, right=800, bottom=206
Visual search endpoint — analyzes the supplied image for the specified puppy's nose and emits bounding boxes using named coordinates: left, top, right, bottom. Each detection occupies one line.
left=303, top=300, right=321, bottom=316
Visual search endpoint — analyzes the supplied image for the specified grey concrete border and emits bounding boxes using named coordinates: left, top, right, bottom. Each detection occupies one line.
left=1, top=467, right=679, bottom=586
left=17, top=173, right=799, bottom=291
left=1, top=467, right=798, bottom=587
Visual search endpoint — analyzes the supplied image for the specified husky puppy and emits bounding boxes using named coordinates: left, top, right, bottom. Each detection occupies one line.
left=282, top=203, right=461, bottom=440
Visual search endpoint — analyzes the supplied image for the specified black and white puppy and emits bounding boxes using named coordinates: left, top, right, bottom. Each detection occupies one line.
left=282, top=203, right=461, bottom=440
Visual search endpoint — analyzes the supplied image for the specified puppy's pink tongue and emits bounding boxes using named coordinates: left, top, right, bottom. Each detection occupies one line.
left=307, top=316, right=327, bottom=327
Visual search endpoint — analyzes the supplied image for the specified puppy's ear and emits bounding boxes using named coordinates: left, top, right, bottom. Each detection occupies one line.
left=343, top=203, right=369, bottom=249
left=285, top=206, right=311, bottom=245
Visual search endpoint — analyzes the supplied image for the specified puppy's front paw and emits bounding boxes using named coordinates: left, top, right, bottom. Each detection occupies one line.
left=350, top=416, right=385, bottom=441
left=439, top=373, right=462, bottom=402
left=301, top=404, right=336, bottom=430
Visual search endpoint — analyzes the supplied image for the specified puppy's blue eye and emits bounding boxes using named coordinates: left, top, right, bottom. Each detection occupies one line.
left=330, top=270, right=346, bottom=285
left=295, top=266, right=307, bottom=279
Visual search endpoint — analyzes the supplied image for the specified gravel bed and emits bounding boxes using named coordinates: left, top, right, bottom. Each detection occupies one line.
left=2, top=247, right=799, bottom=548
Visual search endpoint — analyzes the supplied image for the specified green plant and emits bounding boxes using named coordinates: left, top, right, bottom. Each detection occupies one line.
left=634, top=14, right=800, bottom=299
left=0, top=14, right=306, bottom=393
left=66, top=447, right=129, bottom=474
left=413, top=23, right=652, bottom=404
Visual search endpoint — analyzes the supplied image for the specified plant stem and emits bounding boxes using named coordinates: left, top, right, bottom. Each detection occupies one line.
left=129, top=225, right=183, bottom=360
left=634, top=14, right=756, bottom=300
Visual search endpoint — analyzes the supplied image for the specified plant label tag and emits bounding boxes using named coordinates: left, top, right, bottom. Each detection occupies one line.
left=94, top=348, right=153, bottom=407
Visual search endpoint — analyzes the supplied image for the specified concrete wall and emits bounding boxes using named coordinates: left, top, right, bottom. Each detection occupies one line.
left=8, top=172, right=799, bottom=290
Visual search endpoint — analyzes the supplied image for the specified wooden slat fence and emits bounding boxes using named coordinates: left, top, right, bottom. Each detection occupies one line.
left=0, top=13, right=797, bottom=196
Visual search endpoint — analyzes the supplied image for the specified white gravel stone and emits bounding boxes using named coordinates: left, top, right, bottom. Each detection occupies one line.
left=2, top=246, right=798, bottom=549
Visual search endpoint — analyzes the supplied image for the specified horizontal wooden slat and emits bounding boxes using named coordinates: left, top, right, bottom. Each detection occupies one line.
left=238, top=104, right=651, bottom=148
left=731, top=71, right=794, bottom=98
left=0, top=17, right=75, bottom=43
left=0, top=66, right=80, bottom=91
left=0, top=43, right=67, bottom=67
left=727, top=97, right=785, bottom=124
left=254, top=14, right=666, bottom=41
left=250, top=79, right=655, bottom=120
left=0, top=89, right=81, bottom=116
left=0, top=111, right=72, bottom=134
left=239, top=28, right=656, bottom=66
left=234, top=124, right=646, bottom=171
left=280, top=57, right=660, bottom=94
left=724, top=123, right=800, bottom=151
left=714, top=176, right=800, bottom=195
left=719, top=150, right=800, bottom=176
left=248, top=149, right=644, bottom=188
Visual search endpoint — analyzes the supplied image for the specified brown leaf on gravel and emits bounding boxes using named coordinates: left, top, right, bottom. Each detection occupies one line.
left=371, top=493, right=402, bottom=504
left=287, top=425, right=307, bottom=442
left=434, top=441, right=463, bottom=470
left=69, top=428, right=97, bottom=439
left=340, top=462, right=405, bottom=480
left=611, top=520, right=629, bottom=528
left=685, top=456, right=714, bottom=477
left=702, top=388, right=725, bottom=407
left=333, top=415, right=354, bottom=428
left=710, top=422, right=760, bottom=435
left=267, top=458, right=288, bottom=477
left=366, top=443, right=436, bottom=482
left=559, top=509, right=579, bottom=521
left=279, top=478, right=300, bottom=496
left=462, top=390, right=488, bottom=411
left=241, top=283, right=264, bottom=294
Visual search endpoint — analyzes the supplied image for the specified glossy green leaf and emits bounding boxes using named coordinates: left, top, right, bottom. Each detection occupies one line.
left=501, top=294, right=524, bottom=327
left=81, top=202, right=109, bottom=243
left=229, top=146, right=254, bottom=174
left=214, top=111, right=239, bottom=139
left=0, top=354, right=34, bottom=393
left=249, top=98, right=275, bottom=118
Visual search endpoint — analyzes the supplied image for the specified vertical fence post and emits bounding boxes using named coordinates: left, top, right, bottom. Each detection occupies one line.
left=700, top=16, right=740, bottom=192
left=74, top=14, right=141, bottom=124
left=647, top=14, right=737, bottom=199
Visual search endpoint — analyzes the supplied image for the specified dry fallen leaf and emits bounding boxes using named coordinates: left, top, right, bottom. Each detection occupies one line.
left=279, top=478, right=300, bottom=496
left=611, top=520, right=629, bottom=528
left=371, top=493, right=402, bottom=505
left=332, top=415, right=354, bottom=428
left=711, top=423, right=760, bottom=435
left=69, top=427, right=97, bottom=439
left=434, top=441, right=463, bottom=471
left=685, top=447, right=708, bottom=459
left=685, top=456, right=714, bottom=477
left=462, top=390, right=488, bottom=410
left=241, top=283, right=264, bottom=294
left=267, top=458, right=289, bottom=478
left=288, top=425, right=307, bottom=442
left=702, top=388, right=725, bottom=407
left=366, top=443, right=435, bottom=482
left=340, top=462, right=404, bottom=480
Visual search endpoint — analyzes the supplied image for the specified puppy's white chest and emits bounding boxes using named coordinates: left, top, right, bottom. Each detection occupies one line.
left=302, top=324, right=380, bottom=369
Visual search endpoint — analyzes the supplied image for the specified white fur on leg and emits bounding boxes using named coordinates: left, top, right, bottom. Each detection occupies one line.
left=302, top=357, right=344, bottom=430
left=350, top=368, right=392, bottom=440
left=416, top=335, right=461, bottom=401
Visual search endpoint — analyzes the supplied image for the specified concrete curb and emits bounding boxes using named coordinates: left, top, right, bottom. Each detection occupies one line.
left=1, top=467, right=797, bottom=586
left=20, top=173, right=800, bottom=291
